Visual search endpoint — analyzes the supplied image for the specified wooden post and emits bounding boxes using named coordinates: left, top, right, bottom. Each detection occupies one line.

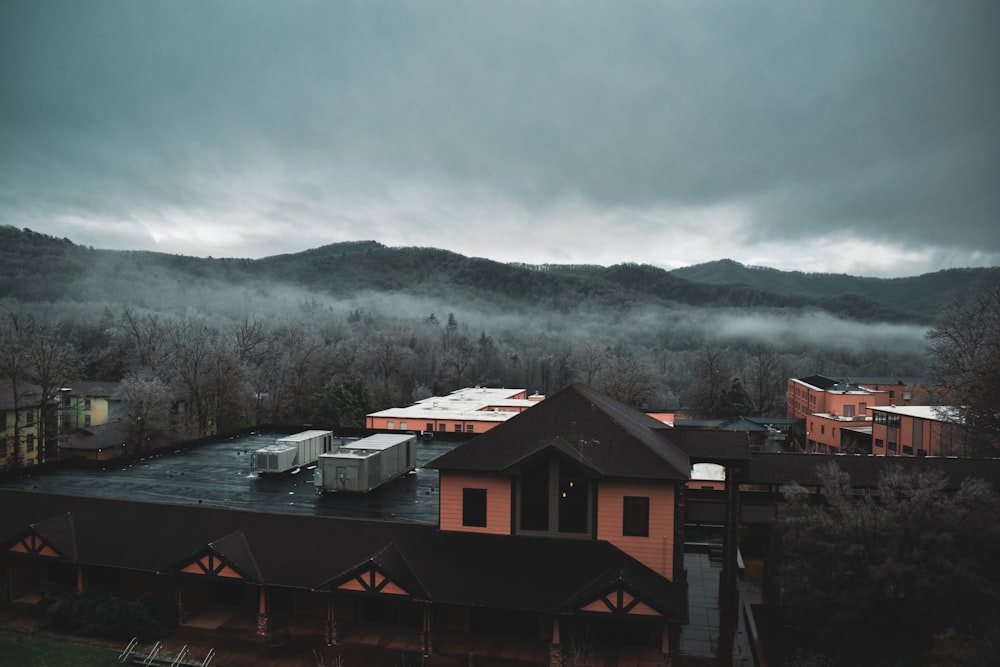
left=325, top=597, right=337, bottom=646
left=175, top=579, right=186, bottom=624
left=549, top=615, right=562, bottom=667
left=421, top=604, right=433, bottom=657
left=76, top=565, right=85, bottom=593
left=659, top=621, right=673, bottom=666
left=256, top=586, right=269, bottom=637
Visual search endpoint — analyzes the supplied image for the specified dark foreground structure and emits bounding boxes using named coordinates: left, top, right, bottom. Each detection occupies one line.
left=3, top=383, right=997, bottom=666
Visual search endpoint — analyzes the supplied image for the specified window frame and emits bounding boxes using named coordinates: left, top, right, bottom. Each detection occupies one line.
left=622, top=496, right=650, bottom=537
left=462, top=488, right=488, bottom=528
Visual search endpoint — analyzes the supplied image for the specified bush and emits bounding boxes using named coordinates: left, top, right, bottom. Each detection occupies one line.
left=43, top=589, right=175, bottom=641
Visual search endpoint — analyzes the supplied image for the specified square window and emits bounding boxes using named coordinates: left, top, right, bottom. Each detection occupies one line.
left=622, top=496, right=650, bottom=537
left=462, top=488, right=487, bottom=527
left=454, top=424, right=462, bottom=432
left=426, top=423, right=433, bottom=432
left=466, top=424, right=475, bottom=433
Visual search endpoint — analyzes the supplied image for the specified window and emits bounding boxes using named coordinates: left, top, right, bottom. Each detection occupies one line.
left=517, top=455, right=592, bottom=535
left=400, top=422, right=407, bottom=430
left=387, top=421, right=394, bottom=430
left=426, top=423, right=433, bottom=432
left=84, top=414, right=91, bottom=427
left=875, top=438, right=884, bottom=449
left=622, top=497, right=650, bottom=537
left=843, top=405, right=855, bottom=417
left=437, top=423, right=446, bottom=432
left=466, top=424, right=475, bottom=433
left=84, top=398, right=92, bottom=410
left=462, top=488, right=487, bottom=527
left=820, top=425, right=825, bottom=435
left=26, top=434, right=35, bottom=452
left=454, top=424, right=462, bottom=432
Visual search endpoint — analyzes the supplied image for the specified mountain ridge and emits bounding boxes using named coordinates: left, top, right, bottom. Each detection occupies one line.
left=1, top=226, right=996, bottom=325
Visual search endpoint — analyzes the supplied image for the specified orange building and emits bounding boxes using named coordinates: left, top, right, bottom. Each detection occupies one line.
left=870, top=405, right=968, bottom=457
left=787, top=375, right=927, bottom=453
left=428, top=383, right=696, bottom=658
left=365, top=386, right=542, bottom=435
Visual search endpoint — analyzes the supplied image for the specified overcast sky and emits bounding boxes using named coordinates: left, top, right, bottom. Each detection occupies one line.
left=2, top=1, right=998, bottom=277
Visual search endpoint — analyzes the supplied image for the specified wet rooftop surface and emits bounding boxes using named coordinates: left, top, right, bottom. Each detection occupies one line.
left=1, top=432, right=464, bottom=523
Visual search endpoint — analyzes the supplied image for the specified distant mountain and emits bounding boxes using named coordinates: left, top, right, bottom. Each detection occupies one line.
left=670, top=259, right=1000, bottom=316
left=1, top=226, right=996, bottom=325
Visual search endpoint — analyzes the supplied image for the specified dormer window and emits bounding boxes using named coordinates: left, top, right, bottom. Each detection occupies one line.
left=516, top=454, right=592, bottom=536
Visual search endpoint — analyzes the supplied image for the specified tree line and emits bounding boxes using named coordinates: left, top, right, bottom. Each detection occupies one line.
left=0, top=302, right=816, bottom=463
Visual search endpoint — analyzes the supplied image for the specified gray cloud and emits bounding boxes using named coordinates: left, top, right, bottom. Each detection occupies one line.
left=1, top=1, right=997, bottom=275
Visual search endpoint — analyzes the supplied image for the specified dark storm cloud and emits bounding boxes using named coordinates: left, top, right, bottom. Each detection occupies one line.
left=0, top=1, right=997, bottom=274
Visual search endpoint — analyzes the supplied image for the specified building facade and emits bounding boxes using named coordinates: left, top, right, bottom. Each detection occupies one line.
left=870, top=405, right=967, bottom=457
left=365, top=386, right=542, bottom=435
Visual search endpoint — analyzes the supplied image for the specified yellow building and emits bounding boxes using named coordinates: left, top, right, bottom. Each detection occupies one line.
left=59, top=381, right=121, bottom=432
left=1, top=384, right=43, bottom=468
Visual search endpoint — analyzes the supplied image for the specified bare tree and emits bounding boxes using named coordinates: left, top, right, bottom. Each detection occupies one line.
left=116, top=369, right=172, bottom=451
left=575, top=342, right=610, bottom=387
left=24, top=318, right=81, bottom=460
left=596, top=343, right=657, bottom=408
left=0, top=313, right=32, bottom=467
left=687, top=347, right=734, bottom=417
left=926, top=283, right=1000, bottom=455
left=744, top=344, right=788, bottom=417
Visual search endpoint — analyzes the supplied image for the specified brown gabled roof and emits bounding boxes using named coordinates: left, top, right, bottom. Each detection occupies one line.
left=664, top=427, right=752, bottom=464
left=31, top=513, right=78, bottom=561
left=427, top=383, right=690, bottom=481
left=0, top=490, right=686, bottom=622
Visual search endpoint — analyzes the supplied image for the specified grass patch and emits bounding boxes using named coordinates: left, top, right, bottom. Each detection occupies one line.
left=0, top=631, right=120, bottom=666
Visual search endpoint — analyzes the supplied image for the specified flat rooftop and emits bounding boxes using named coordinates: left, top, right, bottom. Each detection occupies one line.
left=1, top=432, right=462, bottom=524
left=367, top=387, right=540, bottom=423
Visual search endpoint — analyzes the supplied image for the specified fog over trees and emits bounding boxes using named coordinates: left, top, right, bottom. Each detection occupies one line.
left=2, top=227, right=993, bottom=448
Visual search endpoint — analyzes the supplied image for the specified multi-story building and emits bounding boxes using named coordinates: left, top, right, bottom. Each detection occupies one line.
left=0, top=384, right=43, bottom=468
left=787, top=375, right=927, bottom=453
left=870, top=405, right=967, bottom=457
left=365, top=386, right=542, bottom=435
left=59, top=381, right=122, bottom=432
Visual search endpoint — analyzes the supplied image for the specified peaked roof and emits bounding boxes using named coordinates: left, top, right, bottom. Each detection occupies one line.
left=0, top=490, right=686, bottom=622
left=427, top=383, right=690, bottom=481
left=30, top=513, right=78, bottom=560
left=207, top=531, right=264, bottom=581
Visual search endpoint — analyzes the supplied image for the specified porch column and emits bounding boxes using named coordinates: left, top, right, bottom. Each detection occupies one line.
left=175, top=579, right=186, bottom=624
left=548, top=615, right=562, bottom=667
left=421, top=604, right=433, bottom=657
left=75, top=565, right=86, bottom=593
left=325, top=597, right=338, bottom=646
left=256, top=586, right=269, bottom=637
left=659, top=621, right=674, bottom=667
left=720, top=465, right=740, bottom=606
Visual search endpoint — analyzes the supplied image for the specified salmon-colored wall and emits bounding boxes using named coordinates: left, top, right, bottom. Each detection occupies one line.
left=438, top=471, right=512, bottom=535
left=365, top=416, right=499, bottom=434
left=596, top=480, right=676, bottom=580
left=871, top=413, right=943, bottom=456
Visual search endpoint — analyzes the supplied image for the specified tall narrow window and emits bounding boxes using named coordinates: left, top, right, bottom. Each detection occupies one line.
left=622, top=496, right=650, bottom=537
left=462, top=488, right=488, bottom=527
left=558, top=460, right=588, bottom=533
left=519, top=458, right=550, bottom=531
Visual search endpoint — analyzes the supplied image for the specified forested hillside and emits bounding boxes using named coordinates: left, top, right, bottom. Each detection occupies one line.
left=2, top=225, right=992, bottom=449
